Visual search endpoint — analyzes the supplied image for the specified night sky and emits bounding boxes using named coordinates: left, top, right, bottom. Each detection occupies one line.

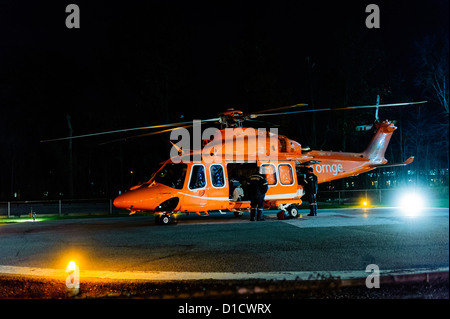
left=0, top=0, right=448, bottom=200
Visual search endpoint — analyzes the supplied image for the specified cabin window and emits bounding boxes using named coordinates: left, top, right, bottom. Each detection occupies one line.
left=261, top=163, right=277, bottom=185
left=210, top=164, right=225, bottom=188
left=279, top=164, right=294, bottom=185
left=189, top=164, right=207, bottom=190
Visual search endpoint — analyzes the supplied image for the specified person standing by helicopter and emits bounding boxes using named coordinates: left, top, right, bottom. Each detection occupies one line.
left=304, top=167, right=319, bottom=216
left=247, top=167, right=269, bottom=221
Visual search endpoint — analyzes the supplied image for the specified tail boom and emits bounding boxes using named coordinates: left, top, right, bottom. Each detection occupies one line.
left=298, top=121, right=413, bottom=183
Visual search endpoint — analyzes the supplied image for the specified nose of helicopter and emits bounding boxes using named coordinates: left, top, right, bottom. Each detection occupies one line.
left=113, top=184, right=175, bottom=211
left=113, top=188, right=150, bottom=210
left=113, top=192, right=134, bottom=209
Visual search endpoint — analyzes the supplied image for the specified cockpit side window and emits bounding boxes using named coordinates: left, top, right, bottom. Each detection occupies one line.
left=153, top=163, right=187, bottom=189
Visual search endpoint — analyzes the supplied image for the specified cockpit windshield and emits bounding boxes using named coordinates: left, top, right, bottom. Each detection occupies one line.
left=153, top=163, right=188, bottom=189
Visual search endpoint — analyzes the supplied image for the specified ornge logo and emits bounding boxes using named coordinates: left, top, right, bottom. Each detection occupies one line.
left=314, top=163, right=343, bottom=176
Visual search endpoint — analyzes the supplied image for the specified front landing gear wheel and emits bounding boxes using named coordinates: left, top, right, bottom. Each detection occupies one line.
left=155, top=214, right=175, bottom=225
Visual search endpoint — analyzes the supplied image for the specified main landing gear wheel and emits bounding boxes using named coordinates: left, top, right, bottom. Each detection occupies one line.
left=287, top=205, right=300, bottom=218
left=155, top=214, right=175, bottom=225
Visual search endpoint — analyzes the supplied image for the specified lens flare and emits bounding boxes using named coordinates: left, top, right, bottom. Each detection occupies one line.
left=67, top=261, right=76, bottom=272
left=399, top=193, right=424, bottom=217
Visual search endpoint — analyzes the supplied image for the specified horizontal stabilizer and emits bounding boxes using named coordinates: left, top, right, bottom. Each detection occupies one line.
left=355, top=124, right=373, bottom=132
left=370, top=156, right=414, bottom=168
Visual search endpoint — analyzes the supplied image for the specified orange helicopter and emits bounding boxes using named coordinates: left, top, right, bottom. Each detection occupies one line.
left=43, top=101, right=426, bottom=224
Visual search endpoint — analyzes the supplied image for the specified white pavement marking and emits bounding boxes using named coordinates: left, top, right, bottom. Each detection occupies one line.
left=0, top=265, right=447, bottom=281
left=282, top=215, right=403, bottom=228
left=278, top=207, right=444, bottom=228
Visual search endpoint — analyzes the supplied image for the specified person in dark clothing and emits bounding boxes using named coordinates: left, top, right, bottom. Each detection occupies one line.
left=304, top=167, right=318, bottom=216
left=247, top=168, right=269, bottom=221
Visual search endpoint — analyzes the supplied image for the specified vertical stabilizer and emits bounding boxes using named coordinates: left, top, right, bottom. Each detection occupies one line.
left=362, top=121, right=397, bottom=164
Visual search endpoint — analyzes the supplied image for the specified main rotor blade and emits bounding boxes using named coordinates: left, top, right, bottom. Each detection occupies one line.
left=98, top=125, right=193, bottom=145
left=245, top=119, right=281, bottom=127
left=40, top=118, right=219, bottom=143
left=254, top=101, right=427, bottom=117
left=249, top=103, right=308, bottom=116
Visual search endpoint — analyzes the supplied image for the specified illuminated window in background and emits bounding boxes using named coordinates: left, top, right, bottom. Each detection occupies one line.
left=278, top=164, right=294, bottom=185
left=261, top=164, right=277, bottom=185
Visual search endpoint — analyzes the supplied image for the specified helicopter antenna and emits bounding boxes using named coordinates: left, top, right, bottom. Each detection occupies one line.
left=375, top=95, right=380, bottom=122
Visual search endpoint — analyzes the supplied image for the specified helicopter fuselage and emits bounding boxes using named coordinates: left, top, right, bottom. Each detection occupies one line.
left=113, top=121, right=409, bottom=221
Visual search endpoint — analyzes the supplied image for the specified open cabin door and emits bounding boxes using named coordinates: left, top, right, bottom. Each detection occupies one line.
left=226, top=163, right=258, bottom=202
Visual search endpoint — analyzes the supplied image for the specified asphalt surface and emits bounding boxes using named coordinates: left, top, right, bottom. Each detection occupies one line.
left=0, top=207, right=448, bottom=275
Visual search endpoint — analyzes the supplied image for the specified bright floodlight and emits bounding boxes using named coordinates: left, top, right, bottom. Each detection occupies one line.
left=399, top=193, right=424, bottom=217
